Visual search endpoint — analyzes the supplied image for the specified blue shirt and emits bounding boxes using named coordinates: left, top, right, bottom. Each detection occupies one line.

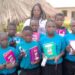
left=0, top=46, right=19, bottom=74
left=64, top=33, right=75, bottom=62
left=17, top=40, right=41, bottom=69
left=8, top=36, right=23, bottom=47
left=40, top=34, right=65, bottom=64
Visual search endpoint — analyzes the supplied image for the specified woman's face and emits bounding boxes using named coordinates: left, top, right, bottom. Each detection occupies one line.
left=33, top=5, right=41, bottom=18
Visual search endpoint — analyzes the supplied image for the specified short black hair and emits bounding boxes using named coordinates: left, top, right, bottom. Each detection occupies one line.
left=22, top=26, right=33, bottom=32
left=7, top=20, right=18, bottom=28
left=30, top=19, right=39, bottom=26
left=55, top=13, right=64, bottom=19
left=46, top=19, right=56, bottom=26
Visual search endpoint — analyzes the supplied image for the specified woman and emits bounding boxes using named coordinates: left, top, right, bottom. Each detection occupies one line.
left=23, top=3, right=47, bottom=34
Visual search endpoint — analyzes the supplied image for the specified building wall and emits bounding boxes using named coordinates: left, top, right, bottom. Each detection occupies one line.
left=56, top=7, right=75, bottom=19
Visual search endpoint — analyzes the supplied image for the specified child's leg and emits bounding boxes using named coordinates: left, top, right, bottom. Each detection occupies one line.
left=30, top=67, right=41, bottom=75
left=20, top=67, right=41, bottom=75
left=41, top=64, right=49, bottom=75
left=64, top=60, right=75, bottom=75
left=62, top=60, right=66, bottom=75
left=62, top=53, right=66, bottom=75
left=16, top=64, right=21, bottom=75
left=0, top=71, right=18, bottom=75
left=20, top=69, right=26, bottom=75
left=55, top=64, right=62, bottom=75
left=42, top=64, right=62, bottom=75
left=48, top=64, right=62, bottom=75
left=7, top=71, right=18, bottom=75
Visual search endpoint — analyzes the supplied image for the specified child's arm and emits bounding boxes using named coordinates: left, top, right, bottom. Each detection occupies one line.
left=66, top=45, right=71, bottom=52
left=64, top=35, right=72, bottom=53
left=0, top=64, right=6, bottom=70
left=55, top=51, right=64, bottom=63
left=64, top=34, right=75, bottom=55
left=6, top=62, right=18, bottom=69
left=18, top=51, right=26, bottom=60
left=55, top=37, right=65, bottom=63
left=15, top=44, right=26, bottom=61
left=66, top=45, right=75, bottom=55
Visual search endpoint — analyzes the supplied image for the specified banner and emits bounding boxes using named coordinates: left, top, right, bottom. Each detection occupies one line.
left=43, top=42, right=57, bottom=59
left=30, top=46, right=40, bottom=64
left=32, top=32, right=40, bottom=41
left=4, top=50, right=16, bottom=64
left=56, top=29, right=66, bottom=37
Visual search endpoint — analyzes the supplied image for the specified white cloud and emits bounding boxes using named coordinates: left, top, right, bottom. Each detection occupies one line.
left=46, top=0, right=75, bottom=8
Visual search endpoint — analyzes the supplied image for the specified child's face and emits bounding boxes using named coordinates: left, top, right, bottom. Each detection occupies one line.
left=22, top=30, right=32, bottom=42
left=71, top=21, right=75, bottom=34
left=33, top=5, right=41, bottom=18
left=30, top=21, right=39, bottom=32
left=55, top=16, right=64, bottom=27
left=0, top=35, right=8, bottom=48
left=46, top=22, right=56, bottom=35
left=7, top=25, right=16, bottom=36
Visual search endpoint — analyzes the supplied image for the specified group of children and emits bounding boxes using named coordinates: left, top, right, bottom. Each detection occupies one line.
left=0, top=13, right=75, bottom=75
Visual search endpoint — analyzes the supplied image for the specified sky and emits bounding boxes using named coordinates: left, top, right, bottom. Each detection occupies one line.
left=46, top=0, right=75, bottom=8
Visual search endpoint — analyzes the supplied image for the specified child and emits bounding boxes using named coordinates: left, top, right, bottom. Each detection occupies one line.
left=40, top=20, right=65, bottom=75
left=0, top=32, right=19, bottom=75
left=64, top=19, right=75, bottom=75
left=30, top=19, right=44, bottom=41
left=55, top=13, right=69, bottom=37
left=7, top=21, right=23, bottom=74
left=17, top=26, right=41, bottom=75
left=55, top=13, right=69, bottom=75
left=7, top=21, right=22, bottom=48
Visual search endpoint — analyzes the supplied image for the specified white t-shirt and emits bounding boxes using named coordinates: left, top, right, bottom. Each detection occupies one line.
left=23, top=18, right=47, bottom=34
